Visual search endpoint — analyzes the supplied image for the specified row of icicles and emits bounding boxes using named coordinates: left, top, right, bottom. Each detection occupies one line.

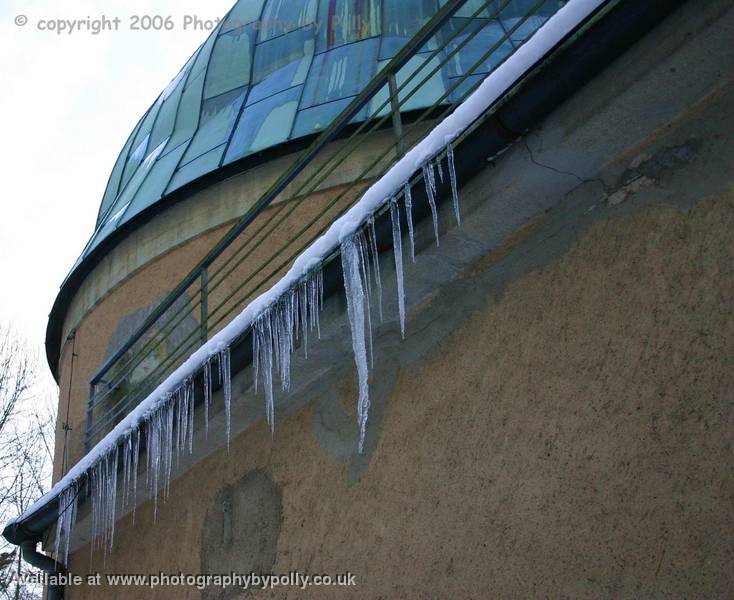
left=53, top=143, right=461, bottom=564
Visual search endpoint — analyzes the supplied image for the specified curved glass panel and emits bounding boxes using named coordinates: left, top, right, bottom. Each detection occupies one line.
left=316, top=0, right=381, bottom=52
left=121, top=142, right=189, bottom=223
left=167, top=145, right=226, bottom=192
left=226, top=85, right=302, bottom=162
left=164, top=68, right=206, bottom=154
left=292, top=96, right=367, bottom=137
left=248, top=25, right=315, bottom=105
left=381, top=0, right=438, bottom=59
left=97, top=120, right=142, bottom=225
left=301, top=37, right=379, bottom=108
left=204, top=24, right=257, bottom=99
left=222, top=0, right=267, bottom=33
left=181, top=86, right=247, bottom=163
left=258, top=0, right=318, bottom=42
left=370, top=51, right=448, bottom=116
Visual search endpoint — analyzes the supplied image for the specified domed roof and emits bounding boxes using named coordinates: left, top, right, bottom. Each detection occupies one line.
left=79, top=0, right=558, bottom=265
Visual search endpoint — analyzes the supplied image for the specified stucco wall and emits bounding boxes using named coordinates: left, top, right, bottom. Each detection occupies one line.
left=64, top=187, right=734, bottom=598
left=53, top=1, right=734, bottom=597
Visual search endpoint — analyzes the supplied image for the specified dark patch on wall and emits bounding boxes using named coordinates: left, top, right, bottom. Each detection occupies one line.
left=200, top=469, right=282, bottom=599
left=104, top=293, right=198, bottom=362
left=102, top=293, right=198, bottom=391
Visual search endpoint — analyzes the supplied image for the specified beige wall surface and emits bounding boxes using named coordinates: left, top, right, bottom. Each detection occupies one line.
left=51, top=1, right=734, bottom=598
left=63, top=187, right=734, bottom=598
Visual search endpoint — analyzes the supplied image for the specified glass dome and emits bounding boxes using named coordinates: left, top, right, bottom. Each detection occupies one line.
left=80, top=0, right=561, bottom=265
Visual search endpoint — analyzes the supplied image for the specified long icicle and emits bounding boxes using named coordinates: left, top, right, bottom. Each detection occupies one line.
left=341, top=233, right=371, bottom=453
left=423, top=163, right=440, bottom=245
left=404, top=184, right=415, bottom=262
left=220, top=347, right=231, bottom=450
left=390, top=199, right=406, bottom=338
left=447, top=143, right=461, bottom=226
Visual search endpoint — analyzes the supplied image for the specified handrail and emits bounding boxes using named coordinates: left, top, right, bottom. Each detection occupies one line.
left=84, top=0, right=560, bottom=450
left=89, top=0, right=468, bottom=388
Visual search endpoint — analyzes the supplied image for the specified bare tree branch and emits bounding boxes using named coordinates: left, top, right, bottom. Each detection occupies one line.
left=0, top=323, right=54, bottom=600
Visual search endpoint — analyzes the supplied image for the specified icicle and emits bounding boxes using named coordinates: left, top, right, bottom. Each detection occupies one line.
left=54, top=483, right=78, bottom=565
left=404, top=184, right=415, bottom=262
left=315, top=270, right=323, bottom=339
left=447, top=143, right=461, bottom=226
left=185, top=377, right=194, bottom=454
left=275, top=294, right=293, bottom=393
left=299, top=279, right=309, bottom=357
left=203, top=359, right=212, bottom=438
left=219, top=347, right=231, bottom=449
left=341, top=233, right=371, bottom=453
left=163, top=395, right=174, bottom=497
left=107, top=447, right=118, bottom=552
left=437, top=156, right=445, bottom=184
left=390, top=200, right=406, bottom=338
left=423, top=164, right=440, bottom=246
left=146, top=411, right=162, bottom=522
left=252, top=269, right=324, bottom=434
left=254, top=312, right=275, bottom=432
left=367, top=216, right=383, bottom=321
left=131, top=429, right=140, bottom=524
left=121, top=434, right=131, bottom=510
left=354, top=232, right=374, bottom=368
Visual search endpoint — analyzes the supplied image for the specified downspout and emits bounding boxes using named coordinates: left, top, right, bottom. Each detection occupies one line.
left=20, top=541, right=65, bottom=600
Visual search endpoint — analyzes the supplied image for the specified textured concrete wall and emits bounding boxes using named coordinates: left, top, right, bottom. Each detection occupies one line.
left=55, top=1, right=734, bottom=597
left=64, top=188, right=734, bottom=598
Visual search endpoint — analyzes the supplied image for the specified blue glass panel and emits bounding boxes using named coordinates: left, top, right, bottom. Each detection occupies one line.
left=120, top=143, right=189, bottom=223
left=185, top=26, right=219, bottom=91
left=369, top=51, right=449, bottom=117
left=259, top=0, right=318, bottom=41
left=222, top=0, right=267, bottom=33
left=248, top=26, right=315, bottom=105
left=292, top=97, right=367, bottom=137
left=148, top=62, right=192, bottom=151
left=316, top=0, right=381, bottom=52
left=98, top=120, right=142, bottom=225
left=448, top=72, right=486, bottom=103
left=120, top=104, right=161, bottom=189
left=204, top=24, right=257, bottom=99
left=501, top=0, right=561, bottom=19
left=226, top=86, right=301, bottom=162
left=449, top=0, right=497, bottom=18
left=499, top=0, right=563, bottom=42
left=446, top=19, right=514, bottom=78
left=380, top=0, right=438, bottom=59
left=104, top=136, right=171, bottom=229
left=163, top=68, right=205, bottom=155
left=503, top=14, right=544, bottom=45
left=181, top=87, right=247, bottom=164
left=442, top=0, right=560, bottom=19
left=300, top=37, right=379, bottom=108
left=167, top=145, right=226, bottom=192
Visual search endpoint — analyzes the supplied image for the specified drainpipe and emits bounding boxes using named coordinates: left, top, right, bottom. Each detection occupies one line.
left=20, top=541, right=65, bottom=600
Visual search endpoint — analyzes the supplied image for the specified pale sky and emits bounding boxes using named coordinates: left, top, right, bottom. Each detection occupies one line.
left=0, top=0, right=234, bottom=378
